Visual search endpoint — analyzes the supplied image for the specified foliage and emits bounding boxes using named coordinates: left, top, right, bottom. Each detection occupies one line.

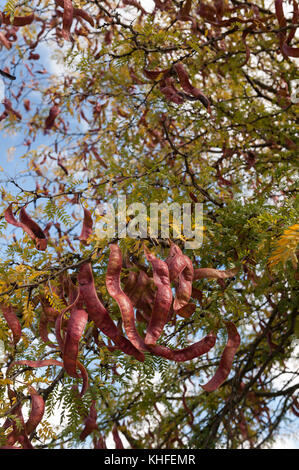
left=0, top=0, right=298, bottom=449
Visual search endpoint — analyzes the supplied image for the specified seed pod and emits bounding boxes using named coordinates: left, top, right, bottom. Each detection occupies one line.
left=144, top=247, right=172, bottom=345
left=194, top=267, right=238, bottom=280
left=147, top=332, right=216, bottom=362
left=112, top=424, right=124, bottom=449
left=25, top=386, right=45, bottom=435
left=2, top=12, right=35, bottom=26
left=173, top=62, right=211, bottom=111
left=166, top=244, right=193, bottom=311
left=79, top=208, right=93, bottom=245
left=63, top=308, right=88, bottom=378
left=106, top=244, right=146, bottom=352
left=7, top=359, right=64, bottom=373
left=173, top=255, right=194, bottom=311
left=175, top=303, right=196, bottom=318
left=44, top=104, right=61, bottom=131
left=39, top=316, right=56, bottom=348
left=160, top=77, right=185, bottom=104
left=93, top=435, right=107, bottom=449
left=0, top=304, right=22, bottom=344
left=201, top=322, right=240, bottom=392
left=78, top=262, right=144, bottom=361
left=61, top=0, right=74, bottom=40
left=79, top=400, right=98, bottom=441
left=4, top=204, right=47, bottom=251
left=0, top=32, right=12, bottom=49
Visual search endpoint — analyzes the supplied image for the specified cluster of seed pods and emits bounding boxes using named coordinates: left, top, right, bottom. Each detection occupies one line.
left=2, top=207, right=240, bottom=446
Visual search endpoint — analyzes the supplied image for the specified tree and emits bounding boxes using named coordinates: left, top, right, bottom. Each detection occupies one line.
left=0, top=0, right=298, bottom=449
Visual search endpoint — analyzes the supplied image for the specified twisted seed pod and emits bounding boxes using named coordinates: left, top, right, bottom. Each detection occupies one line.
left=106, top=244, right=146, bottom=352
left=63, top=308, right=88, bottom=378
left=201, top=321, right=240, bottom=392
left=144, top=247, right=172, bottom=345
left=0, top=304, right=22, bottom=344
left=25, top=386, right=45, bottom=435
left=79, top=400, right=98, bottom=441
left=44, top=104, right=61, bottom=131
left=112, top=424, right=124, bottom=449
left=78, top=262, right=144, bottom=361
left=2, top=12, right=35, bottom=26
left=173, top=62, right=211, bottom=111
left=5, top=205, right=47, bottom=250
left=147, top=332, right=216, bottom=362
left=62, top=0, right=74, bottom=40
left=194, top=267, right=238, bottom=280
left=166, top=244, right=193, bottom=311
left=79, top=208, right=93, bottom=245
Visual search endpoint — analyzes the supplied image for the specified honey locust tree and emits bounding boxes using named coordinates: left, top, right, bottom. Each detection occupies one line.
left=0, top=0, right=298, bottom=449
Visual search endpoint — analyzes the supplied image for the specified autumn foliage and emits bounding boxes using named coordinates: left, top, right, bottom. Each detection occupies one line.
left=0, top=0, right=298, bottom=450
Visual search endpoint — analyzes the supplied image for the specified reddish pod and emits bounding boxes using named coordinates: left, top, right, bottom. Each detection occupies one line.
left=79, top=400, right=98, bottom=441
left=2, top=12, right=35, bottom=26
left=7, top=359, right=64, bottom=373
left=166, top=244, right=193, bottom=311
left=93, top=435, right=107, bottom=449
left=25, top=386, right=45, bottom=435
left=106, top=244, right=146, bottom=352
left=147, top=332, right=216, bottom=362
left=61, top=0, right=74, bottom=40
left=112, top=424, right=124, bottom=449
left=4, top=204, right=47, bottom=251
left=79, top=208, right=93, bottom=245
left=44, top=104, right=61, bottom=131
left=0, top=304, right=22, bottom=344
left=174, top=255, right=194, bottom=311
left=201, top=322, right=240, bottom=392
left=78, top=262, right=144, bottom=361
left=173, top=62, right=211, bottom=112
left=144, top=247, right=172, bottom=346
left=0, top=31, right=12, bottom=49
left=193, top=266, right=238, bottom=281
left=63, top=308, right=88, bottom=378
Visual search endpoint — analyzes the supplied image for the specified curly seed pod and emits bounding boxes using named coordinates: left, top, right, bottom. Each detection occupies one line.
left=79, top=208, right=93, bottom=245
left=78, top=262, right=144, bottom=361
left=25, top=386, right=45, bottom=435
left=193, top=266, right=238, bottom=281
left=175, top=303, right=196, bottom=318
left=144, top=247, right=172, bottom=345
left=63, top=308, right=88, bottom=378
left=39, top=315, right=56, bottom=348
left=0, top=32, right=12, bottom=49
left=147, top=332, right=216, bottom=362
left=201, top=321, right=240, bottom=392
left=5, top=204, right=47, bottom=250
left=173, top=62, right=211, bottom=111
left=44, top=104, right=61, bottom=131
left=106, top=244, right=146, bottom=352
left=166, top=244, right=193, bottom=311
left=7, top=359, right=64, bottom=374
left=173, top=255, right=194, bottom=311
left=112, top=424, right=124, bottom=449
left=73, top=8, right=94, bottom=27
left=79, top=400, right=98, bottom=441
left=2, top=12, right=35, bottom=26
left=0, top=304, right=22, bottom=344
left=126, top=270, right=149, bottom=307
left=93, top=434, right=107, bottom=449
